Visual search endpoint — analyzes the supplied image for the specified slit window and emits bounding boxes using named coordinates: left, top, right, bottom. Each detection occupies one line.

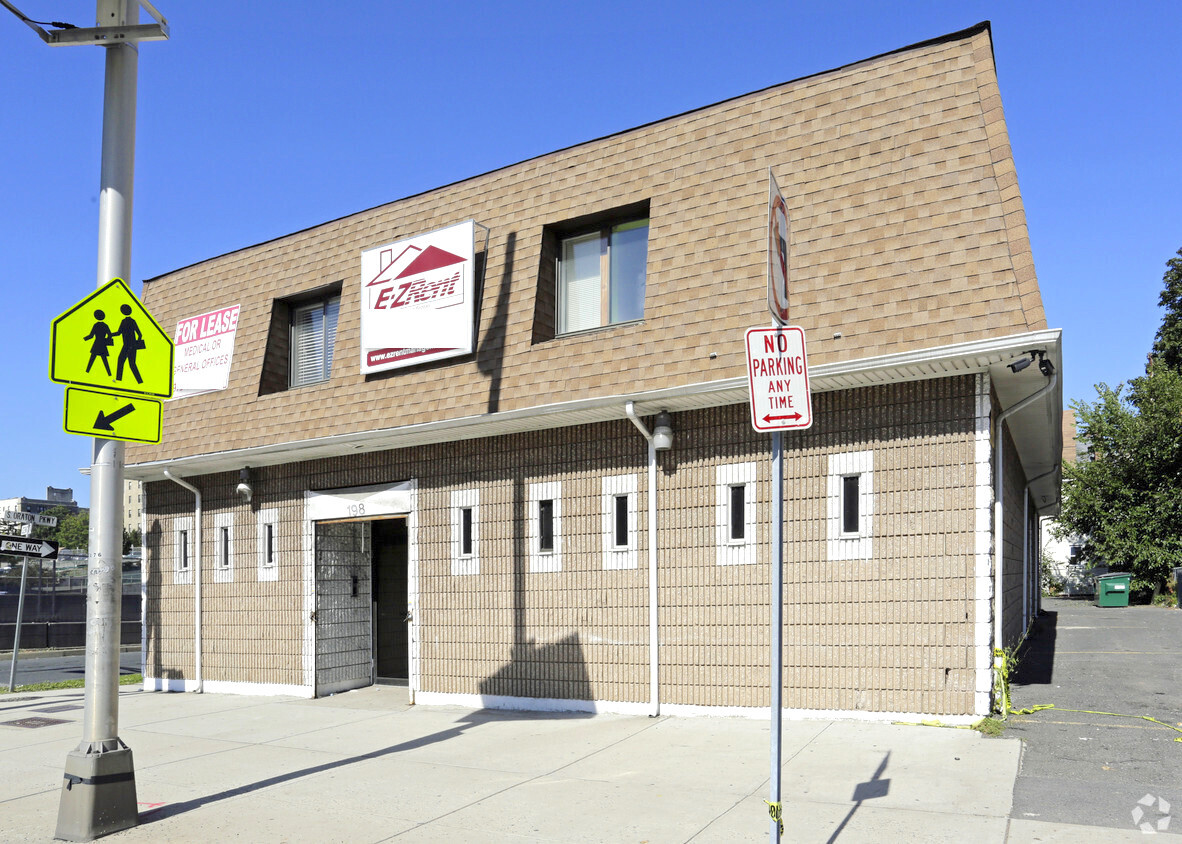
left=460, top=507, right=473, bottom=557
left=729, top=484, right=746, bottom=542
left=613, top=494, right=629, bottom=548
left=265, top=523, right=275, bottom=565
left=841, top=475, right=860, bottom=535
left=179, top=530, right=189, bottom=570
left=538, top=499, right=555, bottom=553
left=218, top=526, right=230, bottom=568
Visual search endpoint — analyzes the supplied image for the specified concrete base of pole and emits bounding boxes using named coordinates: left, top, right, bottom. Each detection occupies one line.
left=54, top=745, right=138, bottom=841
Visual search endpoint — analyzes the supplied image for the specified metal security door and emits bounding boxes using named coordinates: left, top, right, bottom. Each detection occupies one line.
left=314, top=520, right=372, bottom=696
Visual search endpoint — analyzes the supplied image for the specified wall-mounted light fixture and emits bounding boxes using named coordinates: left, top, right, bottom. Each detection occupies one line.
left=236, top=467, right=252, bottom=504
left=653, top=411, right=674, bottom=452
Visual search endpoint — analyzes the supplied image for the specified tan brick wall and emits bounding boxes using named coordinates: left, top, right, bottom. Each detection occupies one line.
left=129, top=26, right=1042, bottom=471
left=144, top=375, right=982, bottom=715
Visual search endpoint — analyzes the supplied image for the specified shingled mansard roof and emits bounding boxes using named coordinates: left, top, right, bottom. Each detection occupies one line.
left=127, top=21, right=1062, bottom=512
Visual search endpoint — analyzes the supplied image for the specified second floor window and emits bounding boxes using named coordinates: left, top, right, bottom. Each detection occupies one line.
left=557, top=218, right=648, bottom=334
left=290, top=295, right=340, bottom=387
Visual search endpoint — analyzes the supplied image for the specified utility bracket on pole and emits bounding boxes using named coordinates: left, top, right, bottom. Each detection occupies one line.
left=0, top=0, right=168, bottom=45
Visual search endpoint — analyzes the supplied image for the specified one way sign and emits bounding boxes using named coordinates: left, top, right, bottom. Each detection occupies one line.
left=745, top=326, right=813, bottom=433
left=0, top=535, right=59, bottom=559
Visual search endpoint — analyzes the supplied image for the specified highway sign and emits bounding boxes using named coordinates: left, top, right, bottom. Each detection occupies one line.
left=63, top=387, right=162, bottom=444
left=0, top=535, right=59, bottom=559
left=745, top=326, right=813, bottom=432
left=4, top=510, right=59, bottom=528
left=49, top=277, right=174, bottom=398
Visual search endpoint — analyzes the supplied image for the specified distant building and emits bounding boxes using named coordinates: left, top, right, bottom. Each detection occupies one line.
left=124, top=479, right=143, bottom=535
left=0, top=486, right=85, bottom=518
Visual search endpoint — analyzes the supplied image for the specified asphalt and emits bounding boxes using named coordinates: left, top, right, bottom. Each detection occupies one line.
left=1007, top=597, right=1182, bottom=835
left=0, top=675, right=1170, bottom=843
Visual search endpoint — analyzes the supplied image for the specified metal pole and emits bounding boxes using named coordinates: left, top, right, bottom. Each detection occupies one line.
left=6, top=557, right=30, bottom=692
left=769, top=430, right=783, bottom=842
left=57, top=1, right=140, bottom=837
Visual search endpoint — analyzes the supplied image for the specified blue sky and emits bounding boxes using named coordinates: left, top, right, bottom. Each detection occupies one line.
left=2, top=1, right=1179, bottom=507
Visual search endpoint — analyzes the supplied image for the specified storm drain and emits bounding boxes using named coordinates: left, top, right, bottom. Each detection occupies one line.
left=34, top=704, right=84, bottom=713
left=2, top=717, right=72, bottom=729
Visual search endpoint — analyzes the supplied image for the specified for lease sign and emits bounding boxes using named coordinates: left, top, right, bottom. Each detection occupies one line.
left=359, top=220, right=476, bottom=375
left=171, top=304, right=241, bottom=399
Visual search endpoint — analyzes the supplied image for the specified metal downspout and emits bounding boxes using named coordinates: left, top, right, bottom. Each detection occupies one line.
left=625, top=402, right=660, bottom=716
left=993, top=371, right=1057, bottom=708
left=163, top=469, right=202, bottom=693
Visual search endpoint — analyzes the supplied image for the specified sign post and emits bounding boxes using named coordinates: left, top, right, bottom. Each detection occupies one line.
left=756, top=169, right=810, bottom=844
left=4, top=535, right=58, bottom=692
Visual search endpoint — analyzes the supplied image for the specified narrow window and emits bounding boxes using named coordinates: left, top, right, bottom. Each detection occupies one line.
left=219, top=526, right=230, bottom=568
left=179, top=530, right=189, bottom=569
left=460, top=507, right=473, bottom=556
left=538, top=499, right=554, bottom=552
left=265, top=523, right=275, bottom=566
left=842, top=475, right=860, bottom=534
left=289, top=295, right=340, bottom=387
left=729, top=484, right=746, bottom=542
left=613, top=494, right=629, bottom=548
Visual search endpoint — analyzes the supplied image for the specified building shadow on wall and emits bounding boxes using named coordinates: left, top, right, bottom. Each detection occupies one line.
left=1010, top=608, right=1058, bottom=687
left=142, top=519, right=184, bottom=688
left=475, top=465, right=593, bottom=711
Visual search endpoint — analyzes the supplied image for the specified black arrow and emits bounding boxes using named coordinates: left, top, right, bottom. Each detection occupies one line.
left=95, top=402, right=136, bottom=431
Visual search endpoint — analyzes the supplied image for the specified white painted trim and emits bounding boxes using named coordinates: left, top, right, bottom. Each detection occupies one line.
left=406, top=479, right=420, bottom=704
left=411, top=691, right=980, bottom=724
left=973, top=373, right=995, bottom=715
left=305, top=481, right=414, bottom=522
left=450, top=488, right=479, bottom=576
left=173, top=515, right=193, bottom=585
left=213, top=511, right=234, bottom=583
left=826, top=450, right=874, bottom=560
left=716, top=462, right=757, bottom=566
left=601, top=473, right=639, bottom=570
left=528, top=480, right=562, bottom=573
left=142, top=676, right=313, bottom=698
left=257, top=507, right=279, bottom=582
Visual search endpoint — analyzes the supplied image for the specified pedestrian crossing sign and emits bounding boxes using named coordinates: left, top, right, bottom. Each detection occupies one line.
left=49, top=278, right=174, bottom=399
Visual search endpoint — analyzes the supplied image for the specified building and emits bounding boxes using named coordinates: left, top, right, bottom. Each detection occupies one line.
left=0, top=486, right=84, bottom=519
left=127, top=23, right=1062, bottom=721
left=124, top=479, right=143, bottom=539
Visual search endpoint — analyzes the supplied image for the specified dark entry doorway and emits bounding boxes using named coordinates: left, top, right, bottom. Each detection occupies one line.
left=372, top=518, right=409, bottom=682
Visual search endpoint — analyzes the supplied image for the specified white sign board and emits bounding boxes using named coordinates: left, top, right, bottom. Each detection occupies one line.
left=171, top=304, right=241, bottom=399
left=767, top=170, right=790, bottom=327
left=359, top=220, right=477, bottom=374
left=745, top=326, right=812, bottom=432
left=4, top=510, right=58, bottom=528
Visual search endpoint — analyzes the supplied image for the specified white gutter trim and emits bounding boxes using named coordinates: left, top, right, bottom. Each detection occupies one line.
left=163, top=469, right=202, bottom=693
left=625, top=402, right=660, bottom=718
left=126, top=330, right=1062, bottom=482
left=993, top=369, right=1056, bottom=715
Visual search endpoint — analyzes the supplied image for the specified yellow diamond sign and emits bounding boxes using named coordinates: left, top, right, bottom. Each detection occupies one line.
left=50, top=278, right=174, bottom=398
left=63, top=387, right=162, bottom=444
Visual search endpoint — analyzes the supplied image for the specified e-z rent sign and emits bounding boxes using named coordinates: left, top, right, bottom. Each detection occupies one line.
left=745, top=326, right=813, bottom=433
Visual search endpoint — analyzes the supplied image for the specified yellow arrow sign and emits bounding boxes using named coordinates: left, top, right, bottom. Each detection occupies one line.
left=63, top=387, right=162, bottom=444
left=49, top=278, right=174, bottom=398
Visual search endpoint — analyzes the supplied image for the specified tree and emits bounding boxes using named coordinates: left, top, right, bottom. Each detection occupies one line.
left=123, top=526, right=141, bottom=555
left=56, top=511, right=90, bottom=552
left=1059, top=249, right=1182, bottom=596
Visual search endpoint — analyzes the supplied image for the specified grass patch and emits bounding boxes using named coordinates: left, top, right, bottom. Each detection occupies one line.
left=974, top=716, right=1007, bottom=737
left=0, top=674, right=142, bottom=695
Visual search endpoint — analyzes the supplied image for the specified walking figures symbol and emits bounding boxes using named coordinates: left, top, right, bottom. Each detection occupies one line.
left=84, top=305, right=144, bottom=384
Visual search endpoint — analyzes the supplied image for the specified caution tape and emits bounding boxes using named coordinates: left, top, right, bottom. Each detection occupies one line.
left=764, top=800, right=783, bottom=836
left=994, top=648, right=1182, bottom=742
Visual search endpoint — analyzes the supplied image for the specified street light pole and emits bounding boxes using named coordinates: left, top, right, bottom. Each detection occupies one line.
left=51, top=1, right=164, bottom=839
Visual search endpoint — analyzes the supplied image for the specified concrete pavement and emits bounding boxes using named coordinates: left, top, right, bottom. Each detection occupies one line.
left=0, top=682, right=1163, bottom=843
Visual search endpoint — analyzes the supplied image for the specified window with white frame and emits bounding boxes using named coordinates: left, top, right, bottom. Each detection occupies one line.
left=289, top=294, right=340, bottom=387
left=214, top=512, right=234, bottom=583
left=602, top=474, right=638, bottom=570
left=827, top=450, right=874, bottom=560
left=173, top=515, right=193, bottom=585
left=257, top=508, right=279, bottom=582
left=451, top=488, right=480, bottom=576
left=528, top=481, right=562, bottom=573
left=557, top=217, right=648, bottom=334
left=716, top=462, right=757, bottom=566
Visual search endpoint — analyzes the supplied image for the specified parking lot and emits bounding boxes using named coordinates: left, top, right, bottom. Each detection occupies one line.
left=1008, top=596, right=1182, bottom=834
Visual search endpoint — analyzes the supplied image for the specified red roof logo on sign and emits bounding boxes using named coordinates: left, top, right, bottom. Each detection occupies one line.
left=365, top=242, right=468, bottom=312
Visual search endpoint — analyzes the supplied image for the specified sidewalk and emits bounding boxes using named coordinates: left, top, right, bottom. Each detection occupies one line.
left=0, top=685, right=1158, bottom=842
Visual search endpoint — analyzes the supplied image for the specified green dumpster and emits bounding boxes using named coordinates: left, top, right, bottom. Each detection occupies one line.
left=1095, top=573, right=1131, bottom=607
